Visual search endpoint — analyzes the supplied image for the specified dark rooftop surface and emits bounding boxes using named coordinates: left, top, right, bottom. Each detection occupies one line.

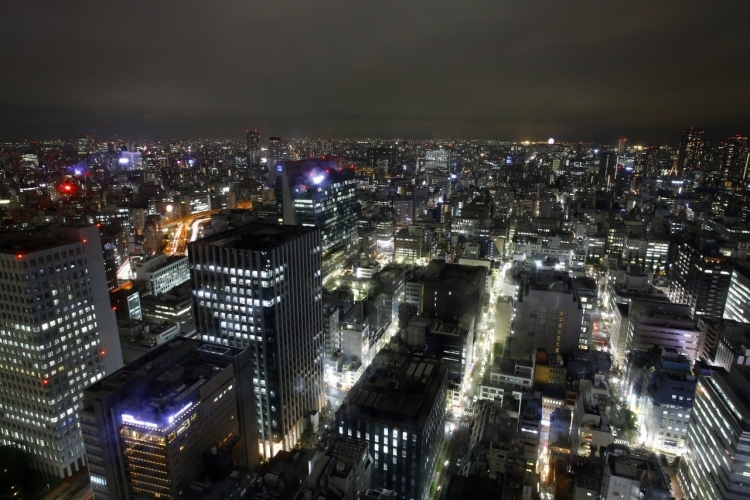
left=337, top=349, right=447, bottom=430
left=191, top=222, right=317, bottom=251
left=423, top=260, right=486, bottom=288
left=0, top=233, right=73, bottom=255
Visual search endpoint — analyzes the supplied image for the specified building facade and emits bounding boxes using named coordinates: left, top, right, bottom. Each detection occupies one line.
left=0, top=225, right=123, bottom=478
left=336, top=350, right=448, bottom=500
left=679, top=368, right=750, bottom=500
left=81, top=340, right=259, bottom=500
left=189, top=223, right=324, bottom=458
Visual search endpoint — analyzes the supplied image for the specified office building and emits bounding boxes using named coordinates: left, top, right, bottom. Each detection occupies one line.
left=421, top=260, right=486, bottom=319
left=133, top=254, right=190, bottom=295
left=720, top=134, right=749, bottom=184
left=140, top=283, right=194, bottom=327
left=0, top=225, right=123, bottom=478
left=189, top=223, right=324, bottom=458
left=367, top=146, right=398, bottom=173
left=246, top=129, right=262, bottom=178
left=394, top=228, right=423, bottom=264
left=636, top=348, right=695, bottom=452
left=424, top=147, right=451, bottom=173
left=724, top=261, right=750, bottom=323
left=275, top=158, right=358, bottom=281
left=336, top=349, right=448, bottom=500
left=514, top=271, right=587, bottom=354
left=677, top=127, right=704, bottom=174
left=679, top=367, right=750, bottom=500
left=626, top=301, right=701, bottom=361
left=669, top=235, right=733, bottom=320
left=81, top=339, right=259, bottom=500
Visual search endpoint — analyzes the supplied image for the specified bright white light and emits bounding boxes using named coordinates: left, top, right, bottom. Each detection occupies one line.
left=118, top=157, right=129, bottom=165
left=166, top=204, right=173, bottom=212
left=312, top=175, right=324, bottom=184
left=548, top=138, right=555, bottom=145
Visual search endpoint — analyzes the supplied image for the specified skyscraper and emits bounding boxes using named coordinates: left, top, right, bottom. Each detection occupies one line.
left=189, top=222, right=324, bottom=458
left=0, top=225, right=122, bottom=478
left=679, top=367, right=750, bottom=500
left=720, top=134, right=750, bottom=185
left=246, top=129, right=262, bottom=179
left=677, top=126, right=704, bottom=174
left=267, top=136, right=283, bottom=184
left=669, top=235, right=733, bottom=320
left=275, top=158, right=358, bottom=282
left=81, top=339, right=259, bottom=500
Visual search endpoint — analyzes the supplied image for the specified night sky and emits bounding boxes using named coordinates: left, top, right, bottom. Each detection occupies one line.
left=1, top=1, right=748, bottom=143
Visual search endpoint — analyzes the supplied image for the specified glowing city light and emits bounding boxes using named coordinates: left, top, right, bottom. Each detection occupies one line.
left=121, top=414, right=158, bottom=428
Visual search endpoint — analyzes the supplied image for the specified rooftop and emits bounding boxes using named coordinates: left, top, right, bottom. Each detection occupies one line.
left=422, top=260, right=486, bottom=288
left=337, top=348, right=447, bottom=430
left=0, top=233, right=74, bottom=255
left=191, top=222, right=317, bottom=251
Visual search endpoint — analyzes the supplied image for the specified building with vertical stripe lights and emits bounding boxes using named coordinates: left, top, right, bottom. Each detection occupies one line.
left=679, top=367, right=750, bottom=499
left=189, top=222, right=324, bottom=459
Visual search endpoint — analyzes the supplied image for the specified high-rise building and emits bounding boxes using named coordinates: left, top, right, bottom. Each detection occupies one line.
left=723, top=261, right=750, bottom=323
left=424, top=147, right=452, bottom=173
left=677, top=127, right=704, bottom=174
left=246, top=129, right=262, bottom=179
left=267, top=136, right=283, bottom=184
left=679, top=367, right=750, bottom=500
left=669, top=235, right=733, bottom=320
left=189, top=222, right=324, bottom=458
left=275, top=158, right=358, bottom=282
left=81, top=339, right=259, bottom=500
left=367, top=146, right=399, bottom=173
left=0, top=225, right=123, bottom=478
left=720, top=135, right=750, bottom=185
left=336, top=349, right=448, bottom=500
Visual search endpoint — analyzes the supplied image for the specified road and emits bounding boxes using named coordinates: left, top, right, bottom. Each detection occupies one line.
left=163, top=202, right=251, bottom=255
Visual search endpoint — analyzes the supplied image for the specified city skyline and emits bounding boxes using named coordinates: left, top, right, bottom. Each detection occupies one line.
left=1, top=1, right=749, bottom=142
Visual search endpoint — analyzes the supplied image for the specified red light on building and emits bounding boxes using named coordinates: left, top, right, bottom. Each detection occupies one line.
left=82, top=239, right=87, bottom=243
left=16, top=254, right=22, bottom=259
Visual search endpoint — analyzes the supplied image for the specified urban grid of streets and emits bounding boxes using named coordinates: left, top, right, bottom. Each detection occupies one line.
left=93, top=202, right=679, bottom=500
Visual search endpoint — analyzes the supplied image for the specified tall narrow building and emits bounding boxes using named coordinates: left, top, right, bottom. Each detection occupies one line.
left=669, top=234, right=733, bottom=320
left=189, top=223, right=324, bottom=458
left=677, top=126, right=704, bottom=174
left=679, top=367, right=750, bottom=500
left=0, top=225, right=122, bottom=478
left=246, top=129, right=262, bottom=179
left=275, top=158, right=358, bottom=282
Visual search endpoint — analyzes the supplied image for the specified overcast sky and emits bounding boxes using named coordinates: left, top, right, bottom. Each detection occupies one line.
left=1, top=1, right=748, bottom=144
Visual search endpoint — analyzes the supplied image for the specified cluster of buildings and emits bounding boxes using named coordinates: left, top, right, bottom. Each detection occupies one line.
left=0, top=127, right=749, bottom=499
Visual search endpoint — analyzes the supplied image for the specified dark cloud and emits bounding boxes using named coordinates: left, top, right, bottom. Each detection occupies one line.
left=1, top=1, right=748, bottom=142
